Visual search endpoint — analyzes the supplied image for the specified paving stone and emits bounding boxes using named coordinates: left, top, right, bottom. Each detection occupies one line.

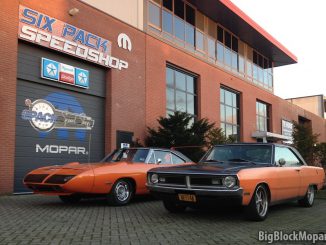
left=0, top=195, right=325, bottom=244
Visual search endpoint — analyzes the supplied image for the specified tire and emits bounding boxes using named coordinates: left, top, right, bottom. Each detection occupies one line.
left=245, top=185, right=269, bottom=221
left=107, top=179, right=134, bottom=206
left=163, top=200, right=186, bottom=213
left=59, top=194, right=81, bottom=204
left=298, top=185, right=315, bottom=207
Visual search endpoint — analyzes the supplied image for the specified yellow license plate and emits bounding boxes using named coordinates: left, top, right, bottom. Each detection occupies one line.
left=178, top=194, right=197, bottom=202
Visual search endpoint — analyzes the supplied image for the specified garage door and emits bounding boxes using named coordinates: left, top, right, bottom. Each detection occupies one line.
left=14, top=43, right=106, bottom=193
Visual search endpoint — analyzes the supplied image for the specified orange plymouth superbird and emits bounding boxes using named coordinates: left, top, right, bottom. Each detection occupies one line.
left=147, top=143, right=325, bottom=221
left=24, top=148, right=192, bottom=205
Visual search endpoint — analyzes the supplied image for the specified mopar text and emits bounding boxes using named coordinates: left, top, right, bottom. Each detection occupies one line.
left=36, top=144, right=88, bottom=155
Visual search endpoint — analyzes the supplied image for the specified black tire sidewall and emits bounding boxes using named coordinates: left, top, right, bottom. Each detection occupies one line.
left=246, top=185, right=269, bottom=221
left=109, top=179, right=133, bottom=206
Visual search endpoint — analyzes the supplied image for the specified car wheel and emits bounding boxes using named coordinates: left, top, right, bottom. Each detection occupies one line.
left=245, top=184, right=269, bottom=221
left=59, top=194, right=81, bottom=204
left=163, top=200, right=187, bottom=213
left=298, top=185, right=315, bottom=207
left=108, top=179, right=134, bottom=206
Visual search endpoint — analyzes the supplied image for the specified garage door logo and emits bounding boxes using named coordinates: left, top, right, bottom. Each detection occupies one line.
left=21, top=98, right=94, bottom=133
left=41, top=58, right=89, bottom=88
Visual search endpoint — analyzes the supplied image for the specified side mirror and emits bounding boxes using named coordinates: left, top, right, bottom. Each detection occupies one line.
left=278, top=158, right=286, bottom=166
left=157, top=158, right=162, bottom=164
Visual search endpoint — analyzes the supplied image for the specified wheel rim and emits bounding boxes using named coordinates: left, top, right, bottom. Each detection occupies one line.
left=115, top=181, right=130, bottom=202
left=255, top=186, right=268, bottom=217
left=307, top=186, right=315, bottom=205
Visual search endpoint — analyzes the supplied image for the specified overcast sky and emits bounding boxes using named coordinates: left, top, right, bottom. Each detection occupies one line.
left=230, top=0, right=326, bottom=99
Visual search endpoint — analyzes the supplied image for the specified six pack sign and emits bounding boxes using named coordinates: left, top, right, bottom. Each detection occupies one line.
left=18, top=5, right=128, bottom=70
left=42, top=58, right=90, bottom=88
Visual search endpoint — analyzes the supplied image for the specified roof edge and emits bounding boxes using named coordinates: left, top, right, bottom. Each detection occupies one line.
left=220, top=0, right=298, bottom=63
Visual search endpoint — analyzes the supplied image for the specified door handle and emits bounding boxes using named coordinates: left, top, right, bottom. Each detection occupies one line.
left=295, top=169, right=301, bottom=172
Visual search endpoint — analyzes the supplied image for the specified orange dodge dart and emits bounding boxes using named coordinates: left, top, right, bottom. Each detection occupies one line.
left=147, top=143, right=325, bottom=221
left=24, top=148, right=192, bottom=205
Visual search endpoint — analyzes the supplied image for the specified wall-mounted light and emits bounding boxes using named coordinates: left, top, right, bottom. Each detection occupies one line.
left=68, top=8, right=79, bottom=16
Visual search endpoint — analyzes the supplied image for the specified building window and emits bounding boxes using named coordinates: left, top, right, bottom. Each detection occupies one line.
left=166, top=66, right=197, bottom=118
left=147, top=0, right=274, bottom=92
left=220, top=87, right=240, bottom=141
left=256, top=101, right=270, bottom=132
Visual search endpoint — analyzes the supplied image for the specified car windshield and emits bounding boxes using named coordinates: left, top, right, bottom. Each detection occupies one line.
left=101, top=149, right=150, bottom=163
left=200, top=145, right=272, bottom=164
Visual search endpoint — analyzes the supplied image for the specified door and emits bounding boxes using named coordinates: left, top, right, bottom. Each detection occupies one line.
left=274, top=146, right=302, bottom=200
left=14, top=43, right=106, bottom=193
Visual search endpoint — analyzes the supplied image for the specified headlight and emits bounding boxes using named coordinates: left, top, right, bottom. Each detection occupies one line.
left=63, top=175, right=75, bottom=183
left=222, top=176, right=236, bottom=188
left=150, top=174, right=159, bottom=184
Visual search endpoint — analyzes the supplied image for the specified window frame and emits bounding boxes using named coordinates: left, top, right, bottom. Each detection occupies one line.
left=220, top=86, right=241, bottom=141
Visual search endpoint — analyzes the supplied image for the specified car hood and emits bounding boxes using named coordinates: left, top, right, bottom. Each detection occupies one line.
left=149, top=162, right=271, bottom=175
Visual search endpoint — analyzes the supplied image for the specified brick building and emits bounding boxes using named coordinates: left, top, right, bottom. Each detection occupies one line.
left=0, top=0, right=325, bottom=193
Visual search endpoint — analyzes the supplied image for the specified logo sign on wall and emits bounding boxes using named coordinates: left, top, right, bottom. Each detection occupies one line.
left=282, top=119, right=293, bottom=144
left=42, top=58, right=89, bottom=88
left=18, top=5, right=129, bottom=70
left=21, top=93, right=95, bottom=155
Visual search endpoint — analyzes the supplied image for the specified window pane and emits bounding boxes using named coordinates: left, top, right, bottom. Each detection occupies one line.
left=166, top=88, right=175, bottom=110
left=258, top=67, right=263, bottom=83
left=225, top=90, right=232, bottom=106
left=187, top=94, right=195, bottom=115
left=226, top=124, right=233, bottom=137
left=163, top=10, right=173, bottom=34
left=174, top=17, right=185, bottom=41
left=232, top=36, right=238, bottom=52
left=154, top=151, right=172, bottom=164
left=166, top=67, right=174, bottom=87
left=253, top=64, right=258, bottom=81
left=186, top=5, right=195, bottom=25
left=217, top=27, right=224, bottom=42
left=217, top=42, right=224, bottom=63
left=186, top=75, right=194, bottom=92
left=232, top=108, right=237, bottom=124
left=149, top=2, right=161, bottom=27
left=246, top=61, right=252, bottom=77
left=220, top=104, right=225, bottom=121
left=225, top=106, right=232, bottom=123
left=208, top=38, right=216, bottom=59
left=185, top=23, right=195, bottom=46
left=225, top=31, right=231, bottom=48
left=224, top=48, right=232, bottom=67
left=221, top=122, right=225, bottom=132
left=172, top=154, right=186, bottom=164
left=220, top=88, right=224, bottom=103
left=174, top=0, right=184, bottom=19
left=196, top=30, right=204, bottom=51
left=175, top=71, right=186, bottom=90
left=231, top=51, right=238, bottom=71
left=176, top=91, right=186, bottom=112
left=239, top=56, right=244, bottom=73
left=163, top=0, right=173, bottom=11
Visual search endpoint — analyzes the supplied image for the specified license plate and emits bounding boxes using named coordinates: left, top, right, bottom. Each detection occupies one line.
left=178, top=193, right=196, bottom=202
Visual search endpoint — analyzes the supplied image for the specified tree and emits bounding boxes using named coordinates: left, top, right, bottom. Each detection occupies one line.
left=316, top=143, right=326, bottom=168
left=145, top=111, right=235, bottom=161
left=292, top=121, right=319, bottom=165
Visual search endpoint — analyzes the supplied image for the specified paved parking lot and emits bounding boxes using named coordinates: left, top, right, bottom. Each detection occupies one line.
left=0, top=194, right=325, bottom=245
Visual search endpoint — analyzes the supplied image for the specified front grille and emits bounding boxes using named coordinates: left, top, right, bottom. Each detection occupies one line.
left=190, top=176, right=223, bottom=186
left=159, top=174, right=186, bottom=185
left=24, top=174, right=49, bottom=183
left=27, top=184, right=63, bottom=192
left=45, top=175, right=75, bottom=184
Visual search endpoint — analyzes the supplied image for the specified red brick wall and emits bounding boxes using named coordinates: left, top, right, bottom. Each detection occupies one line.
left=0, top=0, right=19, bottom=194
